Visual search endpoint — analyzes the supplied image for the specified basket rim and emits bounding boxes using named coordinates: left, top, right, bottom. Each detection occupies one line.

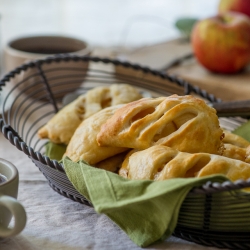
left=1, top=54, right=250, bottom=195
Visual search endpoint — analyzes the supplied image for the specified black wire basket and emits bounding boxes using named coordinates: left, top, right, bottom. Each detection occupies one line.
left=1, top=55, right=250, bottom=250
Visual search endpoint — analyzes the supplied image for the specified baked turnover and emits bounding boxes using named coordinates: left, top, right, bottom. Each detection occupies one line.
left=120, top=145, right=250, bottom=183
left=38, top=84, right=142, bottom=144
left=64, top=105, right=128, bottom=164
left=222, top=130, right=250, bottom=163
left=97, top=95, right=224, bottom=155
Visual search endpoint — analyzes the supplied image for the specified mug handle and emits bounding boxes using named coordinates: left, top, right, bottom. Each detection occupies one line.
left=0, top=195, right=27, bottom=237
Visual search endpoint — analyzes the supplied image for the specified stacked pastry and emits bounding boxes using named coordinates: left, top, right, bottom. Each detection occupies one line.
left=38, top=84, right=142, bottom=145
left=38, top=85, right=250, bottom=183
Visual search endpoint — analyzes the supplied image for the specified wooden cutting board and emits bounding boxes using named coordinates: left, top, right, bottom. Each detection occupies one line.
left=117, top=38, right=250, bottom=101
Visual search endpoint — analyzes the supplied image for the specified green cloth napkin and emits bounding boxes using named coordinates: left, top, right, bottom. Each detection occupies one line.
left=233, top=120, right=250, bottom=142
left=62, top=157, right=228, bottom=247
left=45, top=142, right=66, bottom=161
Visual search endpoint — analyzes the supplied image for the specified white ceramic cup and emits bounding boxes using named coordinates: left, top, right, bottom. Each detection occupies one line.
left=0, top=158, right=27, bottom=238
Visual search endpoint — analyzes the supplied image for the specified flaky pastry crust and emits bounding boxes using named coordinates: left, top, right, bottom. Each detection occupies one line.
left=95, top=151, right=129, bottom=173
left=38, top=84, right=142, bottom=145
left=38, top=95, right=85, bottom=144
left=120, top=145, right=250, bottom=183
left=97, top=95, right=224, bottom=155
left=222, top=130, right=250, bottom=162
left=64, top=105, right=128, bottom=164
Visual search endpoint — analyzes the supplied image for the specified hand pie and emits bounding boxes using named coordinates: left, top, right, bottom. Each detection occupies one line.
left=119, top=149, right=138, bottom=178
left=223, top=130, right=250, bottom=148
left=120, top=145, right=250, bottom=184
left=222, top=130, right=250, bottom=162
left=64, top=105, right=128, bottom=165
left=38, top=95, right=86, bottom=144
left=97, top=95, right=224, bottom=155
left=38, top=84, right=142, bottom=144
left=84, top=84, right=143, bottom=119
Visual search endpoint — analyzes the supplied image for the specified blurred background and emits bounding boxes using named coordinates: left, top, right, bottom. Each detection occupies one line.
left=1, top=0, right=218, bottom=49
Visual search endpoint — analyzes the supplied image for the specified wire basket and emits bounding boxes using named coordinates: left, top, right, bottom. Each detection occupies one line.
left=1, top=55, right=250, bottom=250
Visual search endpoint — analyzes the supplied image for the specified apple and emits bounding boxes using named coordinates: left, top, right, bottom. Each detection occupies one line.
left=191, top=11, right=250, bottom=74
left=219, top=0, right=250, bottom=18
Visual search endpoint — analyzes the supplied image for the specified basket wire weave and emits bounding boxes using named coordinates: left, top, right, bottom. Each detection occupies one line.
left=1, top=55, right=250, bottom=249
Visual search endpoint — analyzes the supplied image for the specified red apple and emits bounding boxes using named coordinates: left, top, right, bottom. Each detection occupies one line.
left=219, top=0, right=250, bottom=18
left=191, top=11, right=250, bottom=74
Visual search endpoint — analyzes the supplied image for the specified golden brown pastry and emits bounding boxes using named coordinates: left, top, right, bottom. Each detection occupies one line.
left=223, top=144, right=248, bottom=162
left=223, top=130, right=250, bottom=148
left=64, top=105, right=128, bottom=165
left=222, top=130, right=250, bottom=162
left=38, top=84, right=142, bottom=144
left=97, top=95, right=224, bottom=155
left=245, top=146, right=250, bottom=163
left=95, top=151, right=129, bottom=173
left=120, top=145, right=250, bottom=183
left=119, top=149, right=138, bottom=178
left=84, top=84, right=142, bottom=119
left=38, top=95, right=86, bottom=144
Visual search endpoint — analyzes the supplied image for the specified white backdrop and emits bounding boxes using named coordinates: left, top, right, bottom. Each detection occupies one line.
left=1, top=0, right=218, bottom=48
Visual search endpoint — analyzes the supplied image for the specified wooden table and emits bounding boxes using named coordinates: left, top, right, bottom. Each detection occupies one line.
left=115, top=38, right=250, bottom=101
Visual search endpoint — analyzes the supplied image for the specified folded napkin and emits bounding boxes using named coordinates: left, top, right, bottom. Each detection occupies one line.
left=44, top=121, right=249, bottom=247
left=63, top=157, right=228, bottom=247
left=233, top=120, right=250, bottom=142
left=45, top=142, right=66, bottom=161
